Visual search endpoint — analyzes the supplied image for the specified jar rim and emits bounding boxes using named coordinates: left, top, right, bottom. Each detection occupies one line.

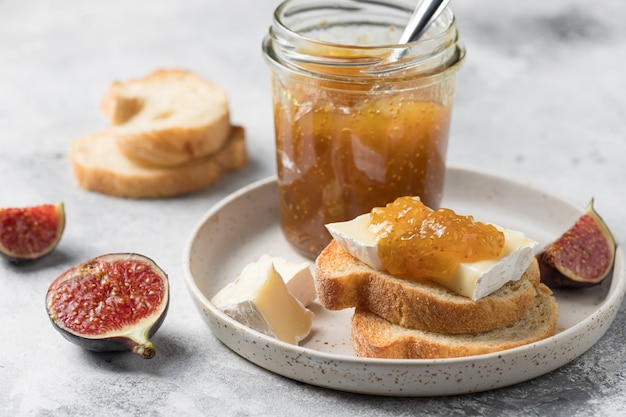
left=264, top=0, right=465, bottom=81
left=273, top=0, right=457, bottom=51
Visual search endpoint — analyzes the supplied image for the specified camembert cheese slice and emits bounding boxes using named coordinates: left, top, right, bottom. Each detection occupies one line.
left=326, top=213, right=537, bottom=300
left=262, top=254, right=317, bottom=306
left=211, top=255, right=314, bottom=344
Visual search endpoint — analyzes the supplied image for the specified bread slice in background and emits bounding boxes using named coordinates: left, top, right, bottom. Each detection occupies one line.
left=101, top=69, right=231, bottom=167
left=351, top=283, right=558, bottom=359
left=71, top=126, right=247, bottom=198
left=315, top=240, right=541, bottom=334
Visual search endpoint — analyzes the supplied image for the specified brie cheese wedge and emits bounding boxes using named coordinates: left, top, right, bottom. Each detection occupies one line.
left=260, top=254, right=317, bottom=306
left=211, top=255, right=314, bottom=344
left=326, top=214, right=537, bottom=300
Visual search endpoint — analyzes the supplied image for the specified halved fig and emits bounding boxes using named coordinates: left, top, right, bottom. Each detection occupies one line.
left=538, top=199, right=616, bottom=289
left=46, top=253, right=169, bottom=359
left=0, top=203, right=65, bottom=260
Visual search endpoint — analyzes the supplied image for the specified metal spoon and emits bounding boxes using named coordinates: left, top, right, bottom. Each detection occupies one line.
left=365, top=0, right=451, bottom=72
left=399, top=0, right=451, bottom=45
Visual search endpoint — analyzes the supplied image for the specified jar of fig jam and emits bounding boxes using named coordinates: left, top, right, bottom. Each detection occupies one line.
left=263, top=0, right=465, bottom=259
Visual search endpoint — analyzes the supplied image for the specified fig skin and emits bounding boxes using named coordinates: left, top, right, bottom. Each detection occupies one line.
left=538, top=199, right=616, bottom=289
left=0, top=202, right=65, bottom=261
left=52, top=301, right=169, bottom=359
left=46, top=253, right=169, bottom=359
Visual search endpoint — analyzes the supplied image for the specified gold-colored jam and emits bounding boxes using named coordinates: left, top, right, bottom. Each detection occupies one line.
left=370, top=196, right=505, bottom=280
left=274, top=82, right=452, bottom=258
left=266, top=4, right=464, bottom=259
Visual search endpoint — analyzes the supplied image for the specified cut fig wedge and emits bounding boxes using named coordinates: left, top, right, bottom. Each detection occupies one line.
left=46, top=253, right=169, bottom=359
left=538, top=199, right=616, bottom=289
left=0, top=203, right=65, bottom=260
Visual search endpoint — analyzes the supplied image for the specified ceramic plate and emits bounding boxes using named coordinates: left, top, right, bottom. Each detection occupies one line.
left=183, top=167, right=625, bottom=396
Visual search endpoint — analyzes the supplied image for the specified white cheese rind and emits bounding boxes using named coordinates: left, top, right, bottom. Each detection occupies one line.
left=211, top=256, right=314, bottom=344
left=326, top=215, right=537, bottom=300
left=326, top=214, right=383, bottom=270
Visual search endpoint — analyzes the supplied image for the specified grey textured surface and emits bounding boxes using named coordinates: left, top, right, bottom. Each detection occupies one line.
left=1, top=0, right=625, bottom=416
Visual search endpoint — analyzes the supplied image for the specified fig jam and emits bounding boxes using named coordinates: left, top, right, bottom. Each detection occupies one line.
left=263, top=0, right=465, bottom=258
left=370, top=196, right=505, bottom=280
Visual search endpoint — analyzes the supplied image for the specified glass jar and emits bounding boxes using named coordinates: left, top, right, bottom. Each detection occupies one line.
left=263, top=0, right=465, bottom=259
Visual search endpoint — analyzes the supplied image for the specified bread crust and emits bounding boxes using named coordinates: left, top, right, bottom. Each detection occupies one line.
left=101, top=69, right=231, bottom=167
left=70, top=126, right=247, bottom=198
left=351, top=284, right=558, bottom=359
left=314, top=240, right=541, bottom=334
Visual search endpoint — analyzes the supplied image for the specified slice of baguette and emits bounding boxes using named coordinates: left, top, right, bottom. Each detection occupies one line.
left=351, top=284, right=558, bottom=359
left=70, top=126, right=247, bottom=198
left=101, top=69, right=231, bottom=167
left=314, top=240, right=540, bottom=334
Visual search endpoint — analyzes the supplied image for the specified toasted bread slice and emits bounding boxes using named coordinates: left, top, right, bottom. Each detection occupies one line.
left=101, top=69, right=231, bottom=166
left=351, top=284, right=558, bottom=359
left=71, top=126, right=247, bottom=198
left=314, top=240, right=540, bottom=334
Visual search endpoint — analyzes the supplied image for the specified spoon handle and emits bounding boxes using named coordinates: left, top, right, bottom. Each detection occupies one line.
left=399, top=0, right=451, bottom=44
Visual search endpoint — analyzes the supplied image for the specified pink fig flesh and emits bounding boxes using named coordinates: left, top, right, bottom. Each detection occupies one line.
left=46, top=253, right=169, bottom=359
left=0, top=203, right=65, bottom=260
left=538, top=199, right=616, bottom=289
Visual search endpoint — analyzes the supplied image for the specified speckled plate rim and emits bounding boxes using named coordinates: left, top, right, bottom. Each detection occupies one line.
left=182, top=167, right=626, bottom=397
